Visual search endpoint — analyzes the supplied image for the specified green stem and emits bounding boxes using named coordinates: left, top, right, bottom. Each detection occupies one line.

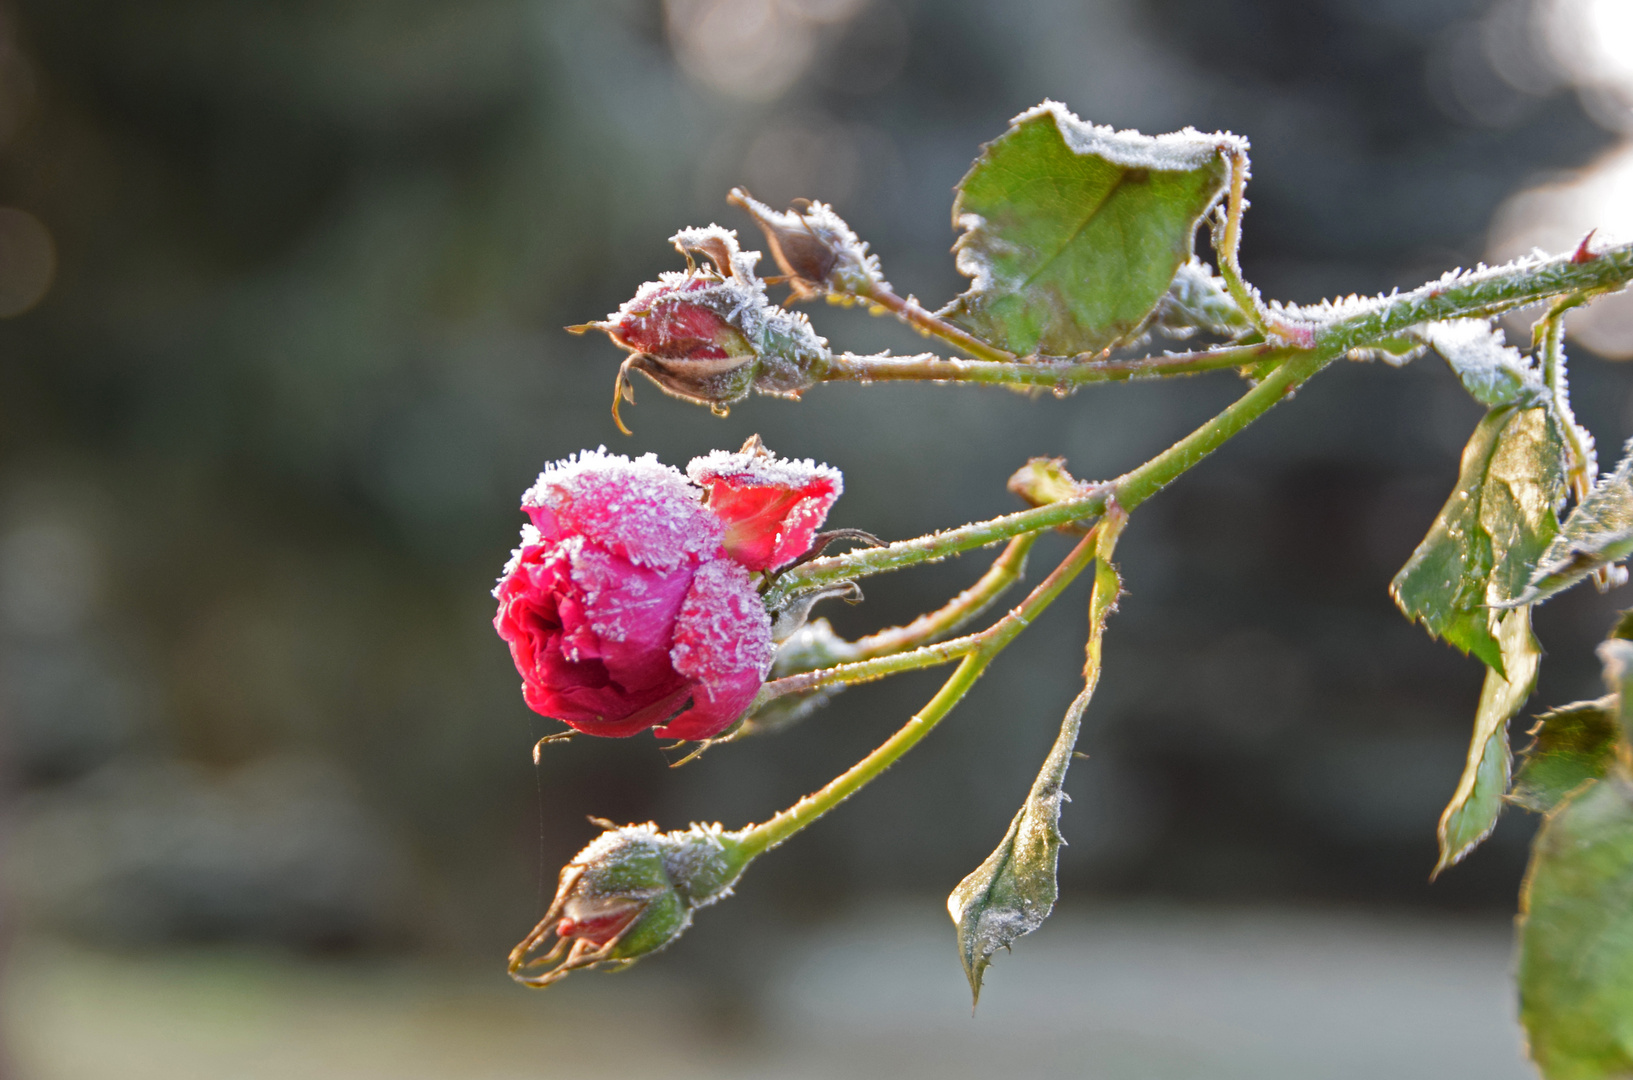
left=827, top=341, right=1284, bottom=388
left=770, top=345, right=1333, bottom=606
left=860, top=283, right=1017, bottom=363
left=758, top=631, right=983, bottom=699
left=1211, top=146, right=1281, bottom=342
left=738, top=523, right=1106, bottom=858
left=756, top=534, right=1045, bottom=700
left=848, top=533, right=1038, bottom=658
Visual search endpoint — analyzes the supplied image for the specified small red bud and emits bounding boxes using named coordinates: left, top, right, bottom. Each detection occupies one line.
left=688, top=435, right=844, bottom=572
left=510, top=823, right=752, bottom=988
left=572, top=227, right=830, bottom=431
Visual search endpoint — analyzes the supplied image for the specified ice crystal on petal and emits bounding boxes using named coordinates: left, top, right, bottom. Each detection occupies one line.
left=664, top=559, right=774, bottom=739
left=522, top=448, right=721, bottom=570
left=688, top=442, right=843, bottom=571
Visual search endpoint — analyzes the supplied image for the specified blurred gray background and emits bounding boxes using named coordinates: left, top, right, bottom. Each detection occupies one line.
left=1, top=0, right=1633, bottom=1075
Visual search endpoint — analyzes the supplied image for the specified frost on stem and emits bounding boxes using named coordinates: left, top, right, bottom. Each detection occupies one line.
left=571, top=226, right=831, bottom=430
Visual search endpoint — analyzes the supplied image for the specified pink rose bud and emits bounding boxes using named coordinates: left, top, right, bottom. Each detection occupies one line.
left=510, top=822, right=752, bottom=988
left=570, top=227, right=830, bottom=430
left=493, top=450, right=774, bottom=740
left=687, top=436, right=843, bottom=572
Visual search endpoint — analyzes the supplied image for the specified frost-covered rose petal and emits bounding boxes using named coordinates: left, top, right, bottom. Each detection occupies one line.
left=660, top=559, right=775, bottom=741
left=522, top=449, right=722, bottom=571
left=494, top=540, right=692, bottom=738
left=609, top=275, right=757, bottom=365
left=497, top=448, right=778, bottom=740
left=688, top=443, right=843, bottom=571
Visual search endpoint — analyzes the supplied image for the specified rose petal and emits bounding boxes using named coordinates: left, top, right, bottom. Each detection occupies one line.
left=687, top=446, right=842, bottom=571
left=522, top=449, right=722, bottom=571
left=496, top=539, right=690, bottom=736
left=661, top=559, right=775, bottom=740
left=568, top=542, right=694, bottom=695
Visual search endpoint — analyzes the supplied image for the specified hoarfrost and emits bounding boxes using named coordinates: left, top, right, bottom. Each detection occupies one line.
left=686, top=446, right=843, bottom=498
left=1011, top=99, right=1247, bottom=172
left=521, top=448, right=722, bottom=571
left=1418, top=319, right=1545, bottom=407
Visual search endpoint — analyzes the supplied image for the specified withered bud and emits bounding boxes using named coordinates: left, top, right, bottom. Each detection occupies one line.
left=729, top=188, right=887, bottom=301
left=571, top=227, right=831, bottom=432
left=510, top=821, right=752, bottom=988
left=1008, top=458, right=1099, bottom=534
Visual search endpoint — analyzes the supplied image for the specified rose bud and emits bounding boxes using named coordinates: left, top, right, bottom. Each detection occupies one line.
left=687, top=435, right=843, bottom=572
left=494, top=449, right=775, bottom=740
left=510, top=822, right=753, bottom=988
left=570, top=226, right=831, bottom=431
left=728, top=187, right=887, bottom=302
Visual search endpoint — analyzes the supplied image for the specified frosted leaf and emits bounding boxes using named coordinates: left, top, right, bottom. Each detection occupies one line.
left=521, top=448, right=722, bottom=571
left=1007, top=99, right=1247, bottom=172
left=1418, top=319, right=1544, bottom=408
left=1519, top=440, right=1633, bottom=604
left=948, top=557, right=1120, bottom=1005
left=940, top=100, right=1240, bottom=356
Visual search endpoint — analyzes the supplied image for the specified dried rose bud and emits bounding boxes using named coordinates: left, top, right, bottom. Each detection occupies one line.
left=1007, top=457, right=1099, bottom=534
left=687, top=435, right=843, bottom=572
left=729, top=187, right=887, bottom=301
left=494, top=450, right=775, bottom=740
left=572, top=227, right=830, bottom=430
left=510, top=822, right=752, bottom=988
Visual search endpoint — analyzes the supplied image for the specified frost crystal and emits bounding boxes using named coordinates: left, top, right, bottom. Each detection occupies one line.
left=521, top=448, right=721, bottom=571
left=1418, top=319, right=1544, bottom=407
left=665, top=558, right=774, bottom=739
left=688, top=441, right=843, bottom=571
left=1010, top=99, right=1247, bottom=172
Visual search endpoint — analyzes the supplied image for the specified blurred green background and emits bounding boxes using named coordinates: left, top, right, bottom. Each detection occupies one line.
left=2, top=0, right=1633, bottom=1075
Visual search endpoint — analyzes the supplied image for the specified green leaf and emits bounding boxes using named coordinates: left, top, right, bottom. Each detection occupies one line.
left=1510, top=698, right=1620, bottom=814
left=1435, top=606, right=1541, bottom=874
left=939, top=101, right=1238, bottom=357
left=1417, top=319, right=1545, bottom=408
left=1518, top=771, right=1633, bottom=1079
left=948, top=556, right=1120, bottom=1005
left=1599, top=638, right=1633, bottom=746
left=1519, top=443, right=1633, bottom=606
left=1391, top=403, right=1566, bottom=675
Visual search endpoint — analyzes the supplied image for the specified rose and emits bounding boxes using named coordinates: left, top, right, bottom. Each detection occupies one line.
left=493, top=443, right=842, bottom=740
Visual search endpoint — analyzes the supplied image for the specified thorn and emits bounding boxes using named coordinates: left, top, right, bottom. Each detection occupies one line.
left=1572, top=229, right=1599, bottom=264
